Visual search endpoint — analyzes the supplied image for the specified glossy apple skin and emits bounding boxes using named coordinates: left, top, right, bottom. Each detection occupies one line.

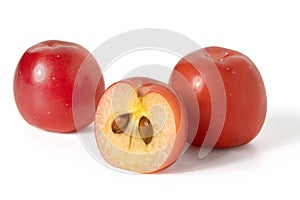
left=169, top=46, right=267, bottom=148
left=14, top=40, right=104, bottom=133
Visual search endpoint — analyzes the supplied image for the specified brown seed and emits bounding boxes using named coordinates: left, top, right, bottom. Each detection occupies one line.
left=111, top=114, right=130, bottom=134
left=138, top=116, right=153, bottom=145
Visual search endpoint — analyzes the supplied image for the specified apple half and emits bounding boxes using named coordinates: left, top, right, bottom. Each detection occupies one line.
left=94, top=77, right=188, bottom=173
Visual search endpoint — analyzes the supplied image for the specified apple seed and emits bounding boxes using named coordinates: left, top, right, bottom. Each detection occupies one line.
left=138, top=116, right=153, bottom=145
left=111, top=114, right=130, bottom=134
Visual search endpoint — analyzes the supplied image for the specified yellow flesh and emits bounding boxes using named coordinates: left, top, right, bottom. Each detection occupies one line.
left=95, top=83, right=176, bottom=173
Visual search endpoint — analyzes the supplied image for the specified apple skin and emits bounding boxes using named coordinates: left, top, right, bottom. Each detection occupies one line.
left=95, top=77, right=188, bottom=173
left=14, top=40, right=105, bottom=133
left=169, top=46, right=267, bottom=148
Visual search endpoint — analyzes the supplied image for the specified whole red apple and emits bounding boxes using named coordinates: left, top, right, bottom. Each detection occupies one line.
left=14, top=40, right=105, bottom=133
left=169, top=46, right=267, bottom=148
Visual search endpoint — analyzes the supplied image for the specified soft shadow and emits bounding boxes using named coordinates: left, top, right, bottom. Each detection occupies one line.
left=159, top=112, right=300, bottom=174
left=159, top=144, right=258, bottom=174
left=77, top=124, right=102, bottom=161
left=254, top=112, right=300, bottom=150
left=78, top=124, right=94, bottom=134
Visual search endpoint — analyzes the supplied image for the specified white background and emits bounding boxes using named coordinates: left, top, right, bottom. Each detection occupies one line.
left=1, top=0, right=300, bottom=199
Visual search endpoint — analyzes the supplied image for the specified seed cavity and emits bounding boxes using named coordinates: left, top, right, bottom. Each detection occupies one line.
left=138, top=116, right=153, bottom=145
left=111, top=114, right=130, bottom=134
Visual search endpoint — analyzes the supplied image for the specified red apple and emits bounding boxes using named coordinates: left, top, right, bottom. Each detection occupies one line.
left=94, top=77, right=188, bottom=173
left=14, top=40, right=105, bottom=133
left=169, top=46, right=267, bottom=148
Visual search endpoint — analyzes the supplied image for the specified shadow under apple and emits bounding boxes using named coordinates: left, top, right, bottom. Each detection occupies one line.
left=161, top=111, right=300, bottom=174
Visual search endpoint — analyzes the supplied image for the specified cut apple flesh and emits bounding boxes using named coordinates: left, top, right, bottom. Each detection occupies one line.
left=95, top=79, right=186, bottom=173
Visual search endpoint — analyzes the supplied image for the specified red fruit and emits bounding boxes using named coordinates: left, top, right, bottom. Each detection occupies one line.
left=14, top=40, right=105, bottom=133
left=169, top=46, right=267, bottom=148
left=95, top=77, right=188, bottom=173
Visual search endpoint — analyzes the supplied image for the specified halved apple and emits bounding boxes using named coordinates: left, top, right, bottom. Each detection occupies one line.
left=94, top=77, right=187, bottom=173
